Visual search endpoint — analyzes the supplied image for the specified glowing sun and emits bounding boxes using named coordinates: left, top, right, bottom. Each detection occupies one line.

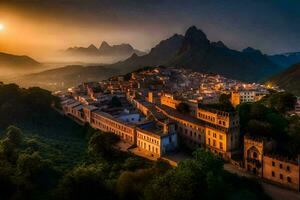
left=0, top=24, right=4, bottom=31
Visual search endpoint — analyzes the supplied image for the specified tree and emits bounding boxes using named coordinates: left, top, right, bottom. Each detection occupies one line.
left=16, top=152, right=59, bottom=191
left=0, top=126, right=24, bottom=163
left=117, top=168, right=155, bottom=200
left=261, top=92, right=297, bottom=113
left=5, top=125, right=23, bottom=148
left=88, top=132, right=120, bottom=158
left=176, top=102, right=190, bottom=114
left=57, top=164, right=113, bottom=200
left=219, top=93, right=231, bottom=105
left=246, top=120, right=272, bottom=137
left=122, top=157, right=147, bottom=171
left=144, top=149, right=224, bottom=200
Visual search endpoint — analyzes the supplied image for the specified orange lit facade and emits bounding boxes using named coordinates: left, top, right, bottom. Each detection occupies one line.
left=156, top=104, right=240, bottom=159
left=244, top=135, right=300, bottom=191
left=90, top=111, right=136, bottom=144
left=263, top=156, right=299, bottom=191
left=160, top=94, right=181, bottom=109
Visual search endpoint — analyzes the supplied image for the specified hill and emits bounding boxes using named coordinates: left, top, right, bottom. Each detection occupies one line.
left=268, top=62, right=300, bottom=95
left=13, top=65, right=119, bottom=91
left=110, top=26, right=281, bottom=82
left=0, top=52, right=41, bottom=75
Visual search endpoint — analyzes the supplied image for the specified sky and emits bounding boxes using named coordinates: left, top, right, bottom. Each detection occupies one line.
left=0, top=0, right=300, bottom=61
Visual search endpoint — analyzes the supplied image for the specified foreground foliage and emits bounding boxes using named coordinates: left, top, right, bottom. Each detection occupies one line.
left=238, top=91, right=300, bottom=157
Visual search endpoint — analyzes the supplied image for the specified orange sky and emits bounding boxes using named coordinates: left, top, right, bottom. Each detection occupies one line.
left=1, top=0, right=300, bottom=62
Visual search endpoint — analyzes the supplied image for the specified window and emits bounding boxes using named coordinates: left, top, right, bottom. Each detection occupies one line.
left=253, top=152, right=258, bottom=158
left=280, top=174, right=283, bottom=180
left=220, top=142, right=223, bottom=150
left=213, top=140, right=216, bottom=147
left=287, top=177, right=292, bottom=183
left=272, top=171, right=275, bottom=177
left=287, top=166, right=290, bottom=172
left=272, top=161, right=275, bottom=167
left=219, top=135, right=223, bottom=140
left=208, top=138, right=211, bottom=145
left=279, top=163, right=283, bottom=169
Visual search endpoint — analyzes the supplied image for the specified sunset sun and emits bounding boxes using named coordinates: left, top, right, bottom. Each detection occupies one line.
left=0, top=23, right=4, bottom=31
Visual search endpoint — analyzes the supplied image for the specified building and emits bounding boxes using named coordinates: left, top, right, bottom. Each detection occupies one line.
left=156, top=104, right=240, bottom=159
left=263, top=155, right=299, bottom=191
left=244, top=135, right=300, bottom=191
left=231, top=90, right=267, bottom=107
left=244, top=135, right=266, bottom=176
left=90, top=111, right=136, bottom=144
left=136, top=121, right=177, bottom=158
left=160, top=94, right=181, bottom=109
left=197, top=107, right=240, bottom=129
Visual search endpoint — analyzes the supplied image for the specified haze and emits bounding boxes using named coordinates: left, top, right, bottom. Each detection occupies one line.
left=0, top=0, right=300, bottom=62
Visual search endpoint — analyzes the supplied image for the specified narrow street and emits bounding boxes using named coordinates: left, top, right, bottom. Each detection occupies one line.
left=224, top=164, right=300, bottom=200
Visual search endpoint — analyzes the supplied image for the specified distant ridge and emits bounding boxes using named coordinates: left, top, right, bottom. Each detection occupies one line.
left=268, top=52, right=300, bottom=68
left=0, top=52, right=41, bottom=75
left=65, top=41, right=146, bottom=61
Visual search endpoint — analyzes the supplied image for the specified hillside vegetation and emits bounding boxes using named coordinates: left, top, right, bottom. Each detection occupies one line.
left=268, top=62, right=300, bottom=96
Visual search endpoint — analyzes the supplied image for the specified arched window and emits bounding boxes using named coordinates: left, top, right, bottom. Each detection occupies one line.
left=253, top=152, right=258, bottom=158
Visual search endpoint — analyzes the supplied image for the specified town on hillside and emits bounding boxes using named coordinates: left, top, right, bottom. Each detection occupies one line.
left=55, top=66, right=300, bottom=192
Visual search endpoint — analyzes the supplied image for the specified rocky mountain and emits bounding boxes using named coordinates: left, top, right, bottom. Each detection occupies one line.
left=110, top=26, right=282, bottom=82
left=0, top=52, right=41, bottom=75
left=66, top=45, right=99, bottom=56
left=268, top=52, right=300, bottom=68
left=268, top=62, right=300, bottom=96
left=65, top=41, right=145, bottom=63
left=110, top=34, right=184, bottom=73
left=98, top=41, right=145, bottom=56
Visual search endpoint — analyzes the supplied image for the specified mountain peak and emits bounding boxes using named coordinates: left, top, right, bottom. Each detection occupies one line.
left=88, top=44, right=98, bottom=50
left=242, top=47, right=262, bottom=55
left=211, top=41, right=228, bottom=49
left=99, top=41, right=111, bottom=50
left=185, top=26, right=208, bottom=40
left=183, top=26, right=209, bottom=48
